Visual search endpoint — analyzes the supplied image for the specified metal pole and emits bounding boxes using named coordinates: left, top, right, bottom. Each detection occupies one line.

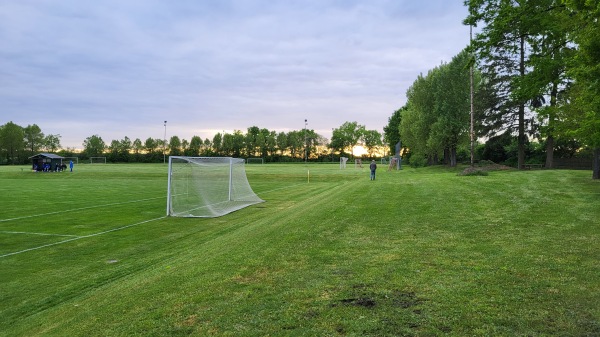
left=166, top=156, right=172, bottom=216
left=304, top=119, right=308, bottom=163
left=470, top=25, right=475, bottom=167
left=228, top=158, right=233, bottom=201
left=163, top=120, right=167, bottom=164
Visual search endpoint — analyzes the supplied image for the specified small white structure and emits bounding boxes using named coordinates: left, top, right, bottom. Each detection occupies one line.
left=340, top=157, right=348, bottom=169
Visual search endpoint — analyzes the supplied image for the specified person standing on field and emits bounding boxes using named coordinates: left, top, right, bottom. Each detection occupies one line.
left=370, top=160, right=377, bottom=180
left=69, top=160, right=74, bottom=172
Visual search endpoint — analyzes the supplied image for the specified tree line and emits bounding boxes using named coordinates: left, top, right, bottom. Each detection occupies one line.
left=0, top=121, right=383, bottom=164
left=382, top=0, right=599, bottom=179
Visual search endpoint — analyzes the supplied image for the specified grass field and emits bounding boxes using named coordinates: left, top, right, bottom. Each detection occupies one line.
left=0, top=162, right=599, bottom=336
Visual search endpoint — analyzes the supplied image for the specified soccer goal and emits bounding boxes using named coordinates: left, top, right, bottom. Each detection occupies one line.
left=246, top=158, right=264, bottom=164
left=340, top=157, right=348, bottom=169
left=90, top=157, right=106, bottom=164
left=167, top=156, right=264, bottom=218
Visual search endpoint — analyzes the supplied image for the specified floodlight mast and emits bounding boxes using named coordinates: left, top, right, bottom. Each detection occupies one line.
left=470, top=25, right=475, bottom=167
left=304, top=119, right=308, bottom=163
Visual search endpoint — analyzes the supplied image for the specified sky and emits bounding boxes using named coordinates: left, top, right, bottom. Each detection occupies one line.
left=1, top=0, right=472, bottom=150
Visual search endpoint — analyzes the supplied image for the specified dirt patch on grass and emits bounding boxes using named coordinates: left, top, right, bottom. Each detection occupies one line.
left=338, top=297, right=377, bottom=308
left=332, top=289, right=425, bottom=310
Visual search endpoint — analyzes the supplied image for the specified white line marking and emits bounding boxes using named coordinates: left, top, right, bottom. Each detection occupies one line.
left=0, top=231, right=80, bottom=237
left=0, top=216, right=166, bottom=258
left=0, top=196, right=164, bottom=223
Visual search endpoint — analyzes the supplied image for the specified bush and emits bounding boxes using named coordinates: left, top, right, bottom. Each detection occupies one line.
left=409, top=156, right=427, bottom=168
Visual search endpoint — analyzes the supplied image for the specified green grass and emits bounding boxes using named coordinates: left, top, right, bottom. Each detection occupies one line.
left=0, top=163, right=599, bottom=336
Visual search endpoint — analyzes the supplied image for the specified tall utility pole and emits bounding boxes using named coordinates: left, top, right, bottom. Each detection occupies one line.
left=163, top=120, right=167, bottom=164
left=304, top=119, right=308, bottom=163
left=470, top=25, right=475, bottom=167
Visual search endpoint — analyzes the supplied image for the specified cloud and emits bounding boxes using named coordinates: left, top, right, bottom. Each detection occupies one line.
left=0, top=0, right=471, bottom=149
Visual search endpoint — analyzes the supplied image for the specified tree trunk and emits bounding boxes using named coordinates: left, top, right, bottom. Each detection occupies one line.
left=444, top=148, right=450, bottom=166
left=545, top=82, right=558, bottom=169
left=450, top=147, right=457, bottom=167
left=593, top=148, right=600, bottom=180
left=545, top=135, right=554, bottom=169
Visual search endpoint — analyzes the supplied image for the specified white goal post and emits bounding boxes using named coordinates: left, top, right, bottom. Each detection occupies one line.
left=90, top=157, right=107, bottom=164
left=166, top=156, right=264, bottom=217
left=246, top=158, right=264, bottom=164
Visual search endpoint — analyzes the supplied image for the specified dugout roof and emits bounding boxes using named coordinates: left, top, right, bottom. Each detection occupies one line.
left=28, top=153, right=64, bottom=160
left=29, top=153, right=65, bottom=171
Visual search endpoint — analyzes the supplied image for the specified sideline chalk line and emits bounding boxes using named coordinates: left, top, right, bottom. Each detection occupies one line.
left=0, top=216, right=166, bottom=259
left=0, top=231, right=80, bottom=237
left=0, top=196, right=164, bottom=223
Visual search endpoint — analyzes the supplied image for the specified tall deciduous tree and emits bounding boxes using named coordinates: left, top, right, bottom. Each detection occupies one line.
left=402, top=72, right=437, bottom=163
left=332, top=121, right=366, bottom=158
left=246, top=126, right=260, bottom=157
left=0, top=122, right=25, bottom=164
left=362, top=129, right=383, bottom=158
left=266, top=131, right=277, bottom=158
left=132, top=138, right=143, bottom=154
left=188, top=136, right=203, bottom=156
left=23, top=124, right=44, bottom=156
left=144, top=137, right=158, bottom=154
left=430, top=49, right=473, bottom=167
left=83, top=135, right=106, bottom=158
left=169, top=136, right=182, bottom=156
left=212, top=133, right=223, bottom=156
left=383, top=106, right=405, bottom=155
left=276, top=132, right=288, bottom=156
left=44, top=134, right=62, bottom=153
left=561, top=0, right=600, bottom=179
left=287, top=131, right=304, bottom=159
left=466, top=0, right=540, bottom=169
left=521, top=1, right=572, bottom=168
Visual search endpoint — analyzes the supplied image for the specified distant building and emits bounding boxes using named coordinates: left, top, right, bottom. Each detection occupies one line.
left=29, top=153, right=65, bottom=172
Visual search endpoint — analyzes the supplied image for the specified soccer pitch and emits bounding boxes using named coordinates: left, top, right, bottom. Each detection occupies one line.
left=1, top=163, right=599, bottom=336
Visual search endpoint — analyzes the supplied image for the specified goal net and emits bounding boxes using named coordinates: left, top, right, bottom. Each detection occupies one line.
left=340, top=157, right=348, bottom=169
left=167, top=156, right=264, bottom=217
left=246, top=158, right=264, bottom=164
left=90, top=157, right=106, bottom=164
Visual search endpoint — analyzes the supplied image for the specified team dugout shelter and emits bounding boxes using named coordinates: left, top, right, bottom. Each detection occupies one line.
left=29, top=153, right=65, bottom=172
